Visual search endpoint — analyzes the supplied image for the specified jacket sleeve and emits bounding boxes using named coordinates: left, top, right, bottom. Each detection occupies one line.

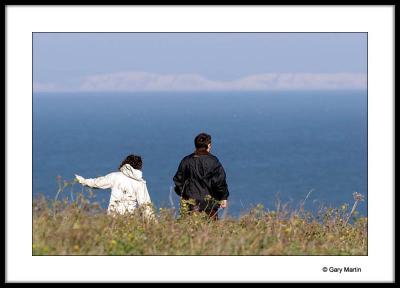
left=79, top=173, right=114, bottom=189
left=136, top=182, right=155, bottom=220
left=173, top=160, right=185, bottom=197
left=136, top=182, right=152, bottom=205
left=212, top=164, right=229, bottom=200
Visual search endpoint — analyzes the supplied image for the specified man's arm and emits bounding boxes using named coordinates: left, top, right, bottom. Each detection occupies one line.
left=212, top=164, right=229, bottom=203
left=173, top=161, right=185, bottom=197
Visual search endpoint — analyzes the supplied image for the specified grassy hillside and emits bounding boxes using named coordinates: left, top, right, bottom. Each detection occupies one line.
left=32, top=193, right=367, bottom=256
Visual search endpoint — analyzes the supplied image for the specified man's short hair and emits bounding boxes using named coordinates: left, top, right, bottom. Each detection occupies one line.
left=194, top=133, right=211, bottom=149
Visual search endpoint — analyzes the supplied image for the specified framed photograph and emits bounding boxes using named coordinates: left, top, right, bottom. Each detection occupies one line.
left=6, top=5, right=394, bottom=283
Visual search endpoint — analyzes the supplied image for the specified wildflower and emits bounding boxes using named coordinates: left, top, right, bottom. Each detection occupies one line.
left=353, top=192, right=365, bottom=202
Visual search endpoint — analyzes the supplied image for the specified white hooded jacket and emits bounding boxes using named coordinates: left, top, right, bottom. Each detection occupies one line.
left=75, top=164, right=154, bottom=218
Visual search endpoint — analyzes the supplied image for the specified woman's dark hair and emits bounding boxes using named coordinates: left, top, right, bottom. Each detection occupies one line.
left=119, top=154, right=143, bottom=170
left=194, top=132, right=211, bottom=150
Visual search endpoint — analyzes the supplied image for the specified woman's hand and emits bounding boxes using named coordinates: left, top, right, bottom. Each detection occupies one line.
left=75, top=174, right=85, bottom=184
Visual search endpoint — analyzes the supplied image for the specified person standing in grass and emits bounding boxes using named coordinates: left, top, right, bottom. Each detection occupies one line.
left=75, top=154, right=155, bottom=220
left=173, top=132, right=229, bottom=220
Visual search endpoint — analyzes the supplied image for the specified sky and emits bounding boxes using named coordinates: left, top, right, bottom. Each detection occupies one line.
left=33, top=33, right=367, bottom=92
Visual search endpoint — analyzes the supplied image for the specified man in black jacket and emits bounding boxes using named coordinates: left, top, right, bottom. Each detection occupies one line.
left=173, top=132, right=229, bottom=219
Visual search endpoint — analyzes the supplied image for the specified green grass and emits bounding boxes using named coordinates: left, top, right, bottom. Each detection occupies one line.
left=32, top=193, right=367, bottom=256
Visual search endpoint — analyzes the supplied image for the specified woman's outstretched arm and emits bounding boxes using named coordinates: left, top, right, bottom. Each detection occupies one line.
left=75, top=173, right=114, bottom=189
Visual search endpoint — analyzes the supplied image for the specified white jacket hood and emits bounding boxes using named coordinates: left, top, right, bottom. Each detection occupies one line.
left=120, top=164, right=145, bottom=182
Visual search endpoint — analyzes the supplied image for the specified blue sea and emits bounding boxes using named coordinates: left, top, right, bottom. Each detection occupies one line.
left=33, top=91, right=367, bottom=217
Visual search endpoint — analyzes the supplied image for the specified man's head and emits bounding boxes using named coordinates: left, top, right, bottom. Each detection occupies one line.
left=194, top=132, right=212, bottom=151
left=119, top=154, right=143, bottom=170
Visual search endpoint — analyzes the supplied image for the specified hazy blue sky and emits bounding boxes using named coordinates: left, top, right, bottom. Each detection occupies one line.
left=33, top=33, right=367, bottom=92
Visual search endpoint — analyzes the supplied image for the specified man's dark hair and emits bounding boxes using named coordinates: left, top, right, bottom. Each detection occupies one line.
left=119, top=154, right=143, bottom=170
left=194, top=133, right=211, bottom=150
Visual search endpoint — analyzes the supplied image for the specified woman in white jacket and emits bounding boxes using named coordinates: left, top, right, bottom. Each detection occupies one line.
left=75, top=154, right=155, bottom=219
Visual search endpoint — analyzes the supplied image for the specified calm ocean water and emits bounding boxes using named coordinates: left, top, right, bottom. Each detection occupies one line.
left=33, top=91, right=367, bottom=217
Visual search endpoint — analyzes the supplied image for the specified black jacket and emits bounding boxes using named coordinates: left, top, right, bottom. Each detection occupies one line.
left=173, top=150, right=229, bottom=209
